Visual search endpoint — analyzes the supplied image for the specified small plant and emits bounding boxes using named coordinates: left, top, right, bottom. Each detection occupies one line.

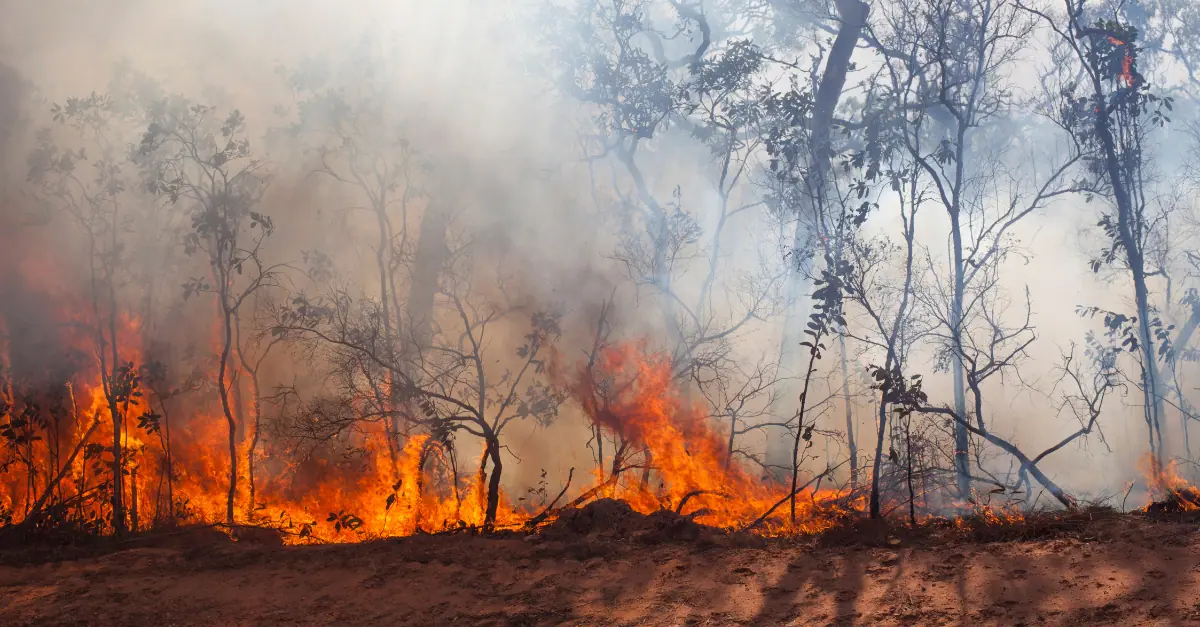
left=326, top=510, right=364, bottom=534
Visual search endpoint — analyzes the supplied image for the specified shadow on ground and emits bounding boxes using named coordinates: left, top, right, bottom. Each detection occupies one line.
left=0, top=512, right=1197, bottom=626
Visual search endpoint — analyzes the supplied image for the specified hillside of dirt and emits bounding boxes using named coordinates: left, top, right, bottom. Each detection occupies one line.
left=1, top=505, right=1199, bottom=626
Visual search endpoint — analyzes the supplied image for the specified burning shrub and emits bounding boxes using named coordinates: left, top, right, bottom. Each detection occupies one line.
left=1145, top=489, right=1200, bottom=516
left=1141, top=459, right=1200, bottom=519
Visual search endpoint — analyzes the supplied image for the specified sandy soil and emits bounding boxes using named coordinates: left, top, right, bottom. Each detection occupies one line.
left=1, top=509, right=1199, bottom=626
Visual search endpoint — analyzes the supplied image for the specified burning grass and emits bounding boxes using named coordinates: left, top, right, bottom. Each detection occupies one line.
left=0, top=496, right=1165, bottom=574
left=1139, top=459, right=1200, bottom=520
left=0, top=320, right=866, bottom=544
left=1145, top=488, right=1200, bottom=515
left=3, top=290, right=1199, bottom=549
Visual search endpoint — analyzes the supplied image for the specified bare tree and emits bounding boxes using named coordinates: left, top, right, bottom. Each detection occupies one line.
left=232, top=301, right=284, bottom=513
left=867, top=0, right=1086, bottom=497
left=763, top=0, right=871, bottom=480
left=138, top=98, right=286, bottom=524
left=24, top=93, right=147, bottom=534
left=272, top=225, right=566, bottom=529
left=834, top=138, right=929, bottom=516
left=546, top=0, right=791, bottom=480
left=1027, top=0, right=1177, bottom=474
left=137, top=357, right=204, bottom=525
left=279, top=40, right=426, bottom=462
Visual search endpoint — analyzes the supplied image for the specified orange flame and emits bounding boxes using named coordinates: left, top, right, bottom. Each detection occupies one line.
left=0, top=255, right=851, bottom=543
left=1140, top=455, right=1200, bottom=513
left=572, top=341, right=854, bottom=534
left=1107, top=36, right=1136, bottom=87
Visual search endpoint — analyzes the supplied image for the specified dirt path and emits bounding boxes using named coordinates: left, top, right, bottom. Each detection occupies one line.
left=1, top=514, right=1198, bottom=626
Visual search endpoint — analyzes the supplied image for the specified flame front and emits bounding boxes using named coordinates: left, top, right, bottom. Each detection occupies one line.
left=572, top=341, right=853, bottom=534
left=0, top=282, right=847, bottom=541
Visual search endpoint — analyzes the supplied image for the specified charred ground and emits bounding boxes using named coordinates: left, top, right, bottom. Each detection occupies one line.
left=2, top=503, right=1198, bottom=626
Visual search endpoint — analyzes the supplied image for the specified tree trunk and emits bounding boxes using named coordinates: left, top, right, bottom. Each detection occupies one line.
left=408, top=202, right=450, bottom=359
left=129, top=468, right=139, bottom=533
left=869, top=392, right=889, bottom=518
left=904, top=413, right=917, bottom=527
left=160, top=400, right=174, bottom=522
left=216, top=294, right=238, bottom=525
left=484, top=436, right=503, bottom=530
left=404, top=201, right=449, bottom=417
left=949, top=211, right=972, bottom=499
left=790, top=347, right=822, bottom=524
left=108, top=397, right=125, bottom=535
left=371, top=191, right=404, bottom=466
left=839, top=333, right=858, bottom=486
left=945, top=98, right=973, bottom=501
left=233, top=322, right=264, bottom=515
left=245, top=371, right=262, bottom=512
left=1090, top=74, right=1166, bottom=473
left=868, top=195, right=917, bottom=517
left=640, top=448, right=653, bottom=489
left=766, top=0, right=870, bottom=478
left=1135, top=288, right=1166, bottom=468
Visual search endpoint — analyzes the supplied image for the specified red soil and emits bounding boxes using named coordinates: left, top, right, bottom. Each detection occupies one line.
left=1, top=508, right=1198, bottom=626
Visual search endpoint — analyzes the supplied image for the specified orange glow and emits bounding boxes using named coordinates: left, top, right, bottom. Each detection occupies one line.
left=0, top=299, right=519, bottom=542
left=1107, top=36, right=1136, bottom=87
left=0, top=209, right=856, bottom=542
left=571, top=341, right=854, bottom=535
left=951, top=501, right=1024, bottom=528
left=1, top=278, right=853, bottom=541
left=1140, top=455, right=1200, bottom=513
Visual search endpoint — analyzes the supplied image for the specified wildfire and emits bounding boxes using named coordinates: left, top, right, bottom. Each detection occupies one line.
left=1107, top=36, right=1136, bottom=87
left=1, top=277, right=851, bottom=543
left=951, top=501, right=1024, bottom=529
left=571, top=341, right=854, bottom=535
left=1140, top=456, right=1200, bottom=514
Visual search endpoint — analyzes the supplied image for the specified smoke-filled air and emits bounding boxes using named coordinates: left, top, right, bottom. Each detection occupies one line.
left=3, top=0, right=1200, bottom=552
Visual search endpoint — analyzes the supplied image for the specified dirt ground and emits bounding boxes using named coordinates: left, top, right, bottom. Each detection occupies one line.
left=1, top=507, right=1199, bottom=626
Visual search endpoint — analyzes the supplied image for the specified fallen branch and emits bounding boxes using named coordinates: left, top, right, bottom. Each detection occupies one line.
left=19, top=411, right=102, bottom=527
left=429, top=520, right=527, bottom=536
left=675, top=490, right=727, bottom=515
left=555, top=473, right=621, bottom=512
left=523, top=467, right=574, bottom=530
left=742, top=462, right=844, bottom=532
left=918, top=406, right=1076, bottom=509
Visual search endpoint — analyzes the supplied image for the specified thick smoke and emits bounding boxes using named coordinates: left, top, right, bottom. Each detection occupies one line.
left=0, top=0, right=1197, bottom=531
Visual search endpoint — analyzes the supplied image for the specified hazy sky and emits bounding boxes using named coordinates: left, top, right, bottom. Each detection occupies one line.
left=1, top=0, right=1193, bottom=505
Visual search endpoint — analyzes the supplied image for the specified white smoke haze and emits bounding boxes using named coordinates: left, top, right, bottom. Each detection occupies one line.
left=2, top=0, right=1199, bottom=535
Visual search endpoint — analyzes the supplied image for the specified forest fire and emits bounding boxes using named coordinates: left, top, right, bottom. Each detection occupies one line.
left=0, top=272, right=851, bottom=542
left=1143, top=457, right=1200, bottom=515
left=571, top=342, right=854, bottom=535
left=1109, top=39, right=1132, bottom=85
left=0, top=266, right=498, bottom=541
left=10, top=0, right=1200, bottom=621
